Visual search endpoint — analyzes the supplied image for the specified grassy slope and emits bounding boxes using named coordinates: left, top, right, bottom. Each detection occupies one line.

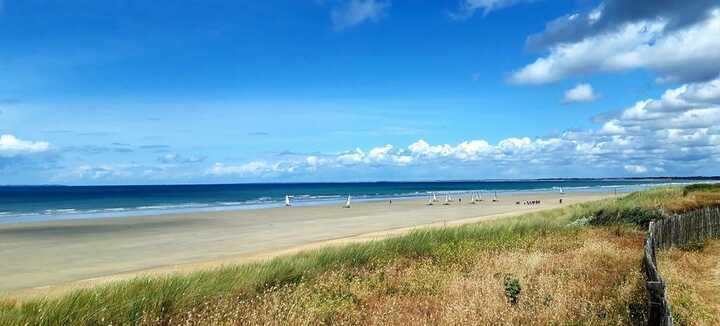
left=1, top=185, right=718, bottom=325
left=170, top=227, right=646, bottom=325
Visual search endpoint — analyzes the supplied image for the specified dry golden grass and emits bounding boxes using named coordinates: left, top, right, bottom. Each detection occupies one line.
left=663, top=185, right=720, bottom=214
left=165, top=228, right=646, bottom=325
left=658, top=240, right=720, bottom=326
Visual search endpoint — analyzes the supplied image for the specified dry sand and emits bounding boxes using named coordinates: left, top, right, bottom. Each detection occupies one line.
left=0, top=191, right=613, bottom=299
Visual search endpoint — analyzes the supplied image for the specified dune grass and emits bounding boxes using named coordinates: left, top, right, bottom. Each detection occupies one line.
left=658, top=239, right=720, bottom=326
left=1, top=184, right=718, bottom=325
left=567, top=185, right=720, bottom=226
left=169, top=227, right=647, bottom=325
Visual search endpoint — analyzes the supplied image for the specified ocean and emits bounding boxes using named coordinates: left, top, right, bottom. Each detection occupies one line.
left=0, top=178, right=714, bottom=223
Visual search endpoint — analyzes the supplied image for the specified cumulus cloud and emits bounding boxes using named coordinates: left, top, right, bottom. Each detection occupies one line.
left=563, top=83, right=598, bottom=103
left=0, top=134, right=50, bottom=156
left=511, top=8, right=720, bottom=84
left=331, top=0, right=389, bottom=30
left=624, top=164, right=648, bottom=174
left=527, top=0, right=720, bottom=50
left=207, top=76, right=720, bottom=179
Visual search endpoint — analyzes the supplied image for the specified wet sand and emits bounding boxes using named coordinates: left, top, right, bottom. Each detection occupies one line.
left=0, top=192, right=612, bottom=298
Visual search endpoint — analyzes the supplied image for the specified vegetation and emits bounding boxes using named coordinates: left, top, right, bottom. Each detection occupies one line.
left=658, top=240, right=720, bottom=325
left=683, top=183, right=720, bottom=195
left=569, top=185, right=720, bottom=226
left=0, top=184, right=718, bottom=325
left=503, top=275, right=522, bottom=305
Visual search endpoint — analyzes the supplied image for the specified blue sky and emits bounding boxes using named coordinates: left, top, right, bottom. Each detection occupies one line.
left=1, top=0, right=720, bottom=185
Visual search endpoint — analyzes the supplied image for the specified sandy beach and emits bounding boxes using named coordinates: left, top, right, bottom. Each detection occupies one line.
left=0, top=191, right=612, bottom=298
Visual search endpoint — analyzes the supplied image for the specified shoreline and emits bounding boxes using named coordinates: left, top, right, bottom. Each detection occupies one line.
left=0, top=185, right=638, bottom=225
left=1, top=191, right=613, bottom=299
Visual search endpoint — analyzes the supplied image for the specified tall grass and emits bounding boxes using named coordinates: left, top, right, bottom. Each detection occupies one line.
left=657, top=239, right=720, bottom=325
left=567, top=185, right=720, bottom=226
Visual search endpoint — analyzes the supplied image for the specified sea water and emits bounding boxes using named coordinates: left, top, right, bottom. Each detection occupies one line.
left=0, top=178, right=714, bottom=223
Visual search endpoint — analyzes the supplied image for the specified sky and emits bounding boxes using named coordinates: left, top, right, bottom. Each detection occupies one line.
left=1, top=0, right=720, bottom=185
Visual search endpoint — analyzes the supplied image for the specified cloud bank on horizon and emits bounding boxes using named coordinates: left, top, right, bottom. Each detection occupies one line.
left=1, top=0, right=720, bottom=184
left=207, top=75, right=720, bottom=179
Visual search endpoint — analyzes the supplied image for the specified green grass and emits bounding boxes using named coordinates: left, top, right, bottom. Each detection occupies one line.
left=683, top=183, right=720, bottom=195
left=1, top=184, right=717, bottom=325
left=568, top=185, right=720, bottom=226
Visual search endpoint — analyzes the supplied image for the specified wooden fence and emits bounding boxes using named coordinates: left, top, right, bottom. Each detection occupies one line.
left=644, top=221, right=673, bottom=326
left=643, top=205, right=720, bottom=325
left=651, top=206, right=720, bottom=249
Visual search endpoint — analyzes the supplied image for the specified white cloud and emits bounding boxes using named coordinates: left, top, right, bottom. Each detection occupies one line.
left=331, top=0, right=389, bottom=30
left=368, top=144, right=393, bottom=160
left=563, top=83, right=598, bottom=103
left=61, top=164, right=136, bottom=180
left=0, top=134, right=50, bottom=156
left=511, top=9, right=720, bottom=84
left=158, top=153, right=205, bottom=164
left=451, top=0, right=530, bottom=19
left=526, top=0, right=719, bottom=50
left=208, top=162, right=279, bottom=176
left=624, top=164, right=648, bottom=174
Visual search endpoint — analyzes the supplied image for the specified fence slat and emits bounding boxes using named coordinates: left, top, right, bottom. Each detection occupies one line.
left=654, top=205, right=720, bottom=249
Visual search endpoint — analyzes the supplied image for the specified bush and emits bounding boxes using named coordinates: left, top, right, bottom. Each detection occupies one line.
left=683, top=183, right=720, bottom=196
left=589, top=207, right=664, bottom=227
left=503, top=275, right=522, bottom=305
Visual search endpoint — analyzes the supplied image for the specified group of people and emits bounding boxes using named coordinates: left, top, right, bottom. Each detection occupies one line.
left=518, top=200, right=542, bottom=205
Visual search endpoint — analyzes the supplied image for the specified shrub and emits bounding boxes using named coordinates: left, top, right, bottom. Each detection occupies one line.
left=589, top=207, right=664, bottom=227
left=503, top=275, right=522, bottom=305
left=683, top=183, right=720, bottom=195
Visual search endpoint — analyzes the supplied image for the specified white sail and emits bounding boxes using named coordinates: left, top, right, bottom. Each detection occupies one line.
left=493, top=191, right=498, bottom=202
left=344, top=195, right=351, bottom=208
left=560, top=186, right=564, bottom=194
left=432, top=192, right=438, bottom=202
left=444, top=194, right=451, bottom=205
left=285, top=195, right=291, bottom=207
